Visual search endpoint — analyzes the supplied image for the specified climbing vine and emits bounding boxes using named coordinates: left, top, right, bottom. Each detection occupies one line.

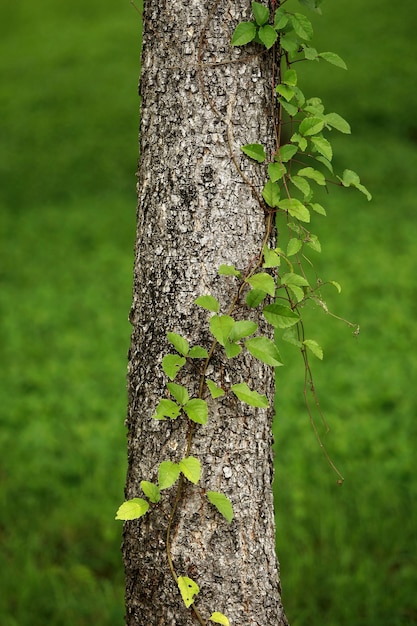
left=118, top=1, right=371, bottom=624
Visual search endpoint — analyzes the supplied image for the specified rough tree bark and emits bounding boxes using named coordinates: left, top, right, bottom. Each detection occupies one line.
left=123, top=0, right=288, bottom=624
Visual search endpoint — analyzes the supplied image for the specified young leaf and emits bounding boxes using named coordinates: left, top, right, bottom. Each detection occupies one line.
left=290, top=13, right=314, bottom=40
left=283, top=69, right=297, bottom=86
left=303, top=339, right=324, bottom=360
left=277, top=144, right=298, bottom=162
left=330, top=280, right=342, bottom=293
left=273, top=8, right=288, bottom=30
left=319, top=51, right=347, bottom=69
left=252, top=1, right=269, bottom=26
left=280, top=100, right=299, bottom=117
left=281, top=273, right=310, bottom=287
left=178, top=576, right=200, bottom=608
left=297, top=166, right=326, bottom=185
left=275, top=84, right=295, bottom=101
left=309, top=202, right=326, bottom=216
left=188, top=345, right=209, bottom=359
left=299, top=116, right=325, bottom=137
left=115, top=498, right=149, bottom=521
left=194, top=294, right=220, bottom=313
left=303, top=45, right=318, bottom=60
left=231, top=382, right=269, bottom=408
left=258, top=24, right=278, bottom=49
left=282, top=326, right=302, bottom=347
left=246, top=288, right=267, bottom=308
left=262, top=180, right=282, bottom=207
left=206, top=379, right=225, bottom=398
left=278, top=198, right=310, bottom=223
left=229, top=320, right=258, bottom=342
left=167, top=382, right=189, bottom=406
left=339, top=169, right=372, bottom=200
left=246, top=272, right=276, bottom=297
left=210, top=315, right=235, bottom=345
left=224, top=340, right=242, bottom=359
left=245, top=336, right=284, bottom=366
left=291, top=175, right=311, bottom=198
left=140, top=480, right=161, bottom=504
left=310, top=135, right=333, bottom=161
left=241, top=143, right=266, bottom=163
left=152, top=398, right=181, bottom=420
left=162, top=354, right=186, bottom=380
left=325, top=112, right=351, bottom=134
left=184, top=398, right=208, bottom=425
left=263, top=245, right=281, bottom=268
left=167, top=332, right=189, bottom=356
left=207, top=491, right=234, bottom=523
left=210, top=612, right=230, bottom=626
left=291, top=132, right=308, bottom=151
left=287, top=238, right=302, bottom=256
left=218, top=264, right=241, bottom=277
left=263, top=303, right=300, bottom=329
left=305, top=233, right=321, bottom=253
left=231, top=21, right=257, bottom=46
left=179, top=456, right=201, bottom=484
left=158, top=460, right=180, bottom=489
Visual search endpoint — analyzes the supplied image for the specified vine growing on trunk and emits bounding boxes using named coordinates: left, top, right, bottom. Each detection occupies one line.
left=117, top=1, right=371, bottom=624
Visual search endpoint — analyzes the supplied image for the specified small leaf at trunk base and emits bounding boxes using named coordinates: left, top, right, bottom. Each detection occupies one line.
left=115, top=498, right=149, bottom=521
left=178, top=576, right=200, bottom=608
left=207, top=491, right=234, bottom=523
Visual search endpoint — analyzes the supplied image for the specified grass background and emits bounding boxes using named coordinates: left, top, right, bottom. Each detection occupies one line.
left=1, top=0, right=416, bottom=624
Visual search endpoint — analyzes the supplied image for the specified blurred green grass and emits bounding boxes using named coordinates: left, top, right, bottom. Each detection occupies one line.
left=1, top=0, right=416, bottom=625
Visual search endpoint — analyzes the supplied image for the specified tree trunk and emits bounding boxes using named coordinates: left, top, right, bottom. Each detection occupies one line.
left=123, top=0, right=288, bottom=624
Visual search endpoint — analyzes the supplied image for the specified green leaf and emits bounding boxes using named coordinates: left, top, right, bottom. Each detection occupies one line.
left=281, top=326, right=302, bottom=347
left=194, top=294, right=220, bottom=313
left=290, top=13, right=313, bottom=40
left=305, top=233, right=321, bottom=253
left=167, top=332, right=189, bottom=356
left=330, top=280, right=342, bottom=293
left=241, top=143, right=266, bottom=163
left=184, top=398, right=208, bottom=425
left=262, top=180, right=281, bottom=207
left=267, top=162, right=286, bottom=183
left=207, top=491, right=234, bottom=523
left=283, top=69, right=297, bottom=86
left=252, top=1, right=269, bottom=25
left=275, top=84, right=295, bottom=101
left=167, top=382, right=189, bottom=406
left=325, top=112, right=351, bottom=134
left=210, top=315, right=235, bottom=345
left=303, top=45, right=318, bottom=60
left=291, top=175, right=311, bottom=198
left=179, top=456, right=201, bottom=484
left=188, top=345, right=209, bottom=359
left=231, top=382, right=269, bottom=408
left=209, top=612, right=230, bottom=626
left=246, top=272, right=276, bottom=297
left=206, top=379, right=225, bottom=398
left=246, top=288, right=267, bottom=308
left=309, top=202, right=326, bottom=216
left=262, top=245, right=281, bottom=268
left=115, top=498, right=149, bottom=521
left=290, top=132, right=308, bottom=151
left=162, top=354, right=186, bottom=380
left=299, top=116, right=325, bottom=137
left=280, top=100, right=298, bottom=117
left=277, top=144, right=298, bottom=162
left=315, top=155, right=333, bottom=173
left=140, top=480, right=161, bottom=504
left=273, top=8, right=288, bottom=30
left=258, top=24, right=278, bottom=49
left=287, top=238, right=302, bottom=256
left=310, top=135, right=333, bottom=161
left=281, top=272, right=309, bottom=287
left=299, top=0, right=324, bottom=12
left=297, top=166, right=326, bottom=185
left=152, top=398, right=181, bottom=420
left=224, top=341, right=242, bottom=359
left=245, top=336, right=283, bottom=366
left=280, top=34, right=299, bottom=54
left=303, top=339, right=324, bottom=359
left=178, top=576, right=200, bottom=608
left=229, top=320, right=258, bottom=342
left=231, top=21, right=257, bottom=46
left=319, top=51, right=347, bottom=69
left=263, top=303, right=300, bottom=328
left=278, top=198, right=310, bottom=222
left=158, top=461, right=180, bottom=489
left=339, top=169, right=372, bottom=200
left=218, top=264, right=241, bottom=277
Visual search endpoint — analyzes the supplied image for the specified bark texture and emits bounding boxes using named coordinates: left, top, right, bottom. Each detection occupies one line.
left=123, top=1, right=288, bottom=624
